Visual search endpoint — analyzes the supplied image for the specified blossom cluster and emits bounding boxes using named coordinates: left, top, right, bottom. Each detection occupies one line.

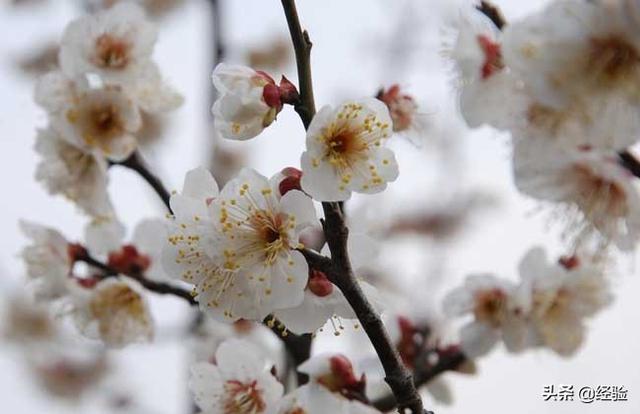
left=33, top=2, right=182, bottom=218
left=443, top=247, right=612, bottom=358
left=453, top=0, right=640, bottom=251
left=189, top=338, right=379, bottom=414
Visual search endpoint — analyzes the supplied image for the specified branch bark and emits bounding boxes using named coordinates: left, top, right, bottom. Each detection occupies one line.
left=112, top=151, right=173, bottom=214
left=280, top=2, right=427, bottom=412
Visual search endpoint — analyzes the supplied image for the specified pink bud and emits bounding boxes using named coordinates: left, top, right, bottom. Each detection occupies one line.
left=108, top=244, right=151, bottom=275
left=559, top=255, right=580, bottom=270
left=307, top=269, right=334, bottom=297
left=262, top=83, right=283, bottom=110
left=278, top=76, right=299, bottom=105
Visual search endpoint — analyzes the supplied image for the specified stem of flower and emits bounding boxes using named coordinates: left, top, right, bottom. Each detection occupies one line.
left=280, top=1, right=427, bottom=412
left=112, top=151, right=173, bottom=214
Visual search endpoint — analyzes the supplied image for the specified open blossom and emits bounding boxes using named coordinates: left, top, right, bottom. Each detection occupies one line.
left=59, top=3, right=157, bottom=86
left=212, top=63, right=295, bottom=140
left=443, top=274, right=531, bottom=358
left=518, top=247, right=613, bottom=356
left=280, top=354, right=379, bottom=414
left=19, top=221, right=75, bottom=301
left=35, top=72, right=142, bottom=162
left=189, top=338, right=283, bottom=414
left=274, top=234, right=381, bottom=335
left=71, top=277, right=153, bottom=348
left=34, top=127, right=113, bottom=217
left=513, top=140, right=640, bottom=250
left=500, top=0, right=640, bottom=149
left=450, top=8, right=524, bottom=130
left=163, top=167, right=316, bottom=321
left=300, top=98, right=398, bottom=201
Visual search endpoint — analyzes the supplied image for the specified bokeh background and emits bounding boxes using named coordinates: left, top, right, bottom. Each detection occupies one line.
left=1, top=0, right=639, bottom=413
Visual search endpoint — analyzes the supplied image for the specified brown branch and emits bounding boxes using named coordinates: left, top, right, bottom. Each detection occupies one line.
left=280, top=2, right=427, bottom=412
left=281, top=0, right=315, bottom=128
left=373, top=350, right=466, bottom=412
left=111, top=151, right=173, bottom=214
left=76, top=252, right=196, bottom=305
left=265, top=316, right=313, bottom=385
left=619, top=150, right=640, bottom=178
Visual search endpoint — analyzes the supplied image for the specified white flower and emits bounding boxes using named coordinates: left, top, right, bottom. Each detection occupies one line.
left=189, top=338, right=283, bottom=414
left=34, top=127, right=113, bottom=217
left=518, top=247, right=613, bottom=356
left=164, top=167, right=316, bottom=322
left=513, top=139, right=640, bottom=250
left=126, top=219, right=169, bottom=280
left=19, top=221, right=74, bottom=302
left=501, top=0, right=640, bottom=149
left=59, top=3, right=157, bottom=86
left=376, top=85, right=429, bottom=146
left=35, top=72, right=142, bottom=161
left=284, top=354, right=377, bottom=414
left=274, top=234, right=381, bottom=335
left=449, top=8, right=525, bottom=130
left=71, top=277, right=154, bottom=348
left=443, top=274, right=531, bottom=358
left=300, top=99, right=398, bottom=201
left=212, top=63, right=283, bottom=141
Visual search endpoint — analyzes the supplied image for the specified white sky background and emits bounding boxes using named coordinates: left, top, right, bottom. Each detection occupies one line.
left=0, top=0, right=639, bottom=413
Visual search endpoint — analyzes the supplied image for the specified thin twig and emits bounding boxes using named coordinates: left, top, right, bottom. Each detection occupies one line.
left=280, top=2, right=427, bottom=412
left=476, top=0, right=506, bottom=30
left=619, top=150, right=640, bottom=177
left=77, top=252, right=196, bottom=305
left=112, top=151, right=173, bottom=214
left=265, top=316, right=314, bottom=385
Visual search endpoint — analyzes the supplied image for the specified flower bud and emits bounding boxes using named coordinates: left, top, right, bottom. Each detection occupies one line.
left=278, top=76, right=299, bottom=105
left=307, top=269, right=334, bottom=297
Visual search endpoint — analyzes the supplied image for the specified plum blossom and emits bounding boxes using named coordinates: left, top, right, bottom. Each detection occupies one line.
left=59, top=3, right=157, bottom=86
left=376, top=85, right=429, bottom=146
left=450, top=8, right=524, bottom=130
left=34, top=127, right=113, bottom=217
left=500, top=0, right=640, bottom=150
left=212, top=63, right=296, bottom=140
left=189, top=338, right=283, bottom=414
left=280, top=354, right=379, bottom=414
left=71, top=277, right=154, bottom=348
left=35, top=72, right=142, bottom=162
left=443, top=274, right=531, bottom=358
left=518, top=247, right=613, bottom=356
left=163, top=167, right=317, bottom=322
left=19, top=221, right=75, bottom=302
left=513, top=139, right=640, bottom=250
left=300, top=98, right=398, bottom=201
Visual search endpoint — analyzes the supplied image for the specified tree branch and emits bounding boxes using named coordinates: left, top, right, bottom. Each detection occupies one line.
left=280, top=1, right=427, bottom=412
left=112, top=151, right=173, bottom=214
left=373, top=350, right=466, bottom=412
left=619, top=150, right=640, bottom=178
left=281, top=0, right=315, bottom=128
left=76, top=252, right=196, bottom=305
left=476, top=0, right=506, bottom=30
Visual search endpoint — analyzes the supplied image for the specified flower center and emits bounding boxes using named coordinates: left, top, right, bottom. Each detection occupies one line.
left=250, top=211, right=289, bottom=265
left=94, top=34, right=131, bottom=70
left=571, top=163, right=628, bottom=218
left=587, top=35, right=640, bottom=88
left=474, top=289, right=507, bottom=327
left=73, top=102, right=125, bottom=148
left=223, top=380, right=266, bottom=414
left=322, top=127, right=368, bottom=171
left=477, top=35, right=504, bottom=80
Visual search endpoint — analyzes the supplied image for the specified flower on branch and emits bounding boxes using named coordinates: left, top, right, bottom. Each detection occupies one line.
left=212, top=63, right=297, bottom=140
left=300, top=98, right=398, bottom=201
left=71, top=277, right=154, bottom=348
left=189, top=338, right=283, bottom=414
left=19, top=221, right=75, bottom=302
left=163, top=167, right=317, bottom=322
left=514, top=140, right=640, bottom=250
left=34, top=127, right=113, bottom=217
